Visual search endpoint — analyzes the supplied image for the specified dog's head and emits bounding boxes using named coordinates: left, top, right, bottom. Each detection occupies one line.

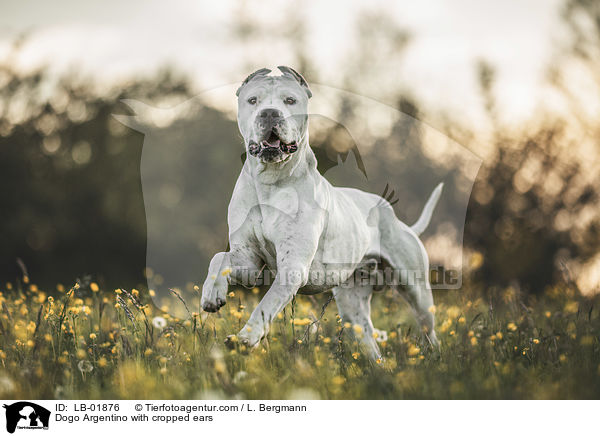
left=236, top=66, right=312, bottom=164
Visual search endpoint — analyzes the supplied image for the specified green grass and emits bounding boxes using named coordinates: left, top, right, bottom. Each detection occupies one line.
left=0, top=278, right=599, bottom=399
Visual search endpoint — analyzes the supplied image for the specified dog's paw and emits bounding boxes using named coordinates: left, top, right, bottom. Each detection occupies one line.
left=201, top=278, right=228, bottom=313
left=201, top=296, right=226, bottom=313
left=224, top=334, right=252, bottom=354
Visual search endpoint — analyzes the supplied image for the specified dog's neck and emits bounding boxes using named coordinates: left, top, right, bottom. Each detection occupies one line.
left=247, top=136, right=317, bottom=187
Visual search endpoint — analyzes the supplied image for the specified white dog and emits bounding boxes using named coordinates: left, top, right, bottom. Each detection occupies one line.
left=201, top=66, right=442, bottom=360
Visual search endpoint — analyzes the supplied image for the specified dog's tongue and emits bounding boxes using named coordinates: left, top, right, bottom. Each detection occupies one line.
left=264, top=131, right=281, bottom=148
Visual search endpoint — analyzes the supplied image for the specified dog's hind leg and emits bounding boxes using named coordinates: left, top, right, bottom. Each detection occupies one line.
left=333, top=284, right=381, bottom=361
left=378, top=213, right=438, bottom=347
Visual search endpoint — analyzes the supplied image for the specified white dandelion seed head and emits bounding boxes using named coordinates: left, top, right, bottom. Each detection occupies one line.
left=77, top=360, right=93, bottom=373
left=152, top=316, right=167, bottom=329
left=233, top=371, right=248, bottom=384
left=0, top=375, right=15, bottom=395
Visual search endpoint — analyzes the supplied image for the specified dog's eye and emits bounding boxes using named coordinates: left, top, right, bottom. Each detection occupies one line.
left=284, top=97, right=296, bottom=105
left=247, top=97, right=257, bottom=105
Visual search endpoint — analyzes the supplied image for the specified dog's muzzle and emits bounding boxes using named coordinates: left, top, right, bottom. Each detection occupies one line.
left=248, top=130, right=298, bottom=159
left=248, top=108, right=299, bottom=161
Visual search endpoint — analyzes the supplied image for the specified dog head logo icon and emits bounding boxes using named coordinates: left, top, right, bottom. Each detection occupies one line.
left=3, top=402, right=50, bottom=433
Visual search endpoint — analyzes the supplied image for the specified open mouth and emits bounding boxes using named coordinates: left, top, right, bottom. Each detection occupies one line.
left=262, top=130, right=283, bottom=148
left=248, top=130, right=298, bottom=158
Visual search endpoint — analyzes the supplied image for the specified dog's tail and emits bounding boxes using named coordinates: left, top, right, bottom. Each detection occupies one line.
left=411, top=183, right=444, bottom=236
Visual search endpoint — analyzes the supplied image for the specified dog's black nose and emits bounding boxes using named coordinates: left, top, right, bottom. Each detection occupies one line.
left=258, top=108, right=283, bottom=126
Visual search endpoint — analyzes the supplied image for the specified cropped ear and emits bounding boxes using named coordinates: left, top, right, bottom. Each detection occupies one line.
left=236, top=68, right=272, bottom=97
left=277, top=65, right=312, bottom=98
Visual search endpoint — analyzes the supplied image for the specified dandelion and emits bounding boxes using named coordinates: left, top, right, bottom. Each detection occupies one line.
left=532, top=338, right=540, bottom=344
left=545, top=311, right=552, bottom=318
left=343, top=322, right=352, bottom=329
left=323, top=337, right=331, bottom=344
left=332, top=375, right=346, bottom=385
left=152, top=316, right=167, bottom=329
left=89, top=333, right=97, bottom=340
left=447, top=306, right=461, bottom=318
left=291, top=318, right=311, bottom=326
left=252, top=287, right=260, bottom=294
left=26, top=321, right=36, bottom=333
left=507, top=322, right=517, bottom=331
left=440, top=319, right=452, bottom=333
left=97, top=357, right=107, bottom=368
left=564, top=301, right=579, bottom=314
left=352, top=324, right=363, bottom=334
left=90, top=282, right=99, bottom=292
left=470, top=337, right=478, bottom=346
left=214, top=359, right=226, bottom=374
left=470, top=251, right=484, bottom=269
left=76, top=349, right=86, bottom=359
left=407, top=344, right=420, bottom=356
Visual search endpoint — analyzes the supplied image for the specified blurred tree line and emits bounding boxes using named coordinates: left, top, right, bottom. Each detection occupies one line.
left=0, top=1, right=598, bottom=296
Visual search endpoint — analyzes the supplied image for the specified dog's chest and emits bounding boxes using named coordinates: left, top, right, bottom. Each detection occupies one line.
left=250, top=187, right=302, bottom=266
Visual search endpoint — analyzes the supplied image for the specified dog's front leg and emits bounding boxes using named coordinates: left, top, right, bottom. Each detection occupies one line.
left=200, top=252, right=231, bottom=312
left=201, top=248, right=262, bottom=312
left=233, top=262, right=311, bottom=348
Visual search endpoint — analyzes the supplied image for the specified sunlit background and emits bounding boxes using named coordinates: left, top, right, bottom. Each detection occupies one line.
left=0, top=0, right=598, bottom=298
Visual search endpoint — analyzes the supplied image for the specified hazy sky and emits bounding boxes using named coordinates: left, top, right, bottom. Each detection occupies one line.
left=0, top=0, right=566, bottom=128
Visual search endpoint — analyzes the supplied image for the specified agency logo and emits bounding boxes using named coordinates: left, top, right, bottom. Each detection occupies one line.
left=2, top=402, right=50, bottom=433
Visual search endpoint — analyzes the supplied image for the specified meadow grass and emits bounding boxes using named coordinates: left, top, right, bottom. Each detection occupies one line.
left=0, top=277, right=599, bottom=400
